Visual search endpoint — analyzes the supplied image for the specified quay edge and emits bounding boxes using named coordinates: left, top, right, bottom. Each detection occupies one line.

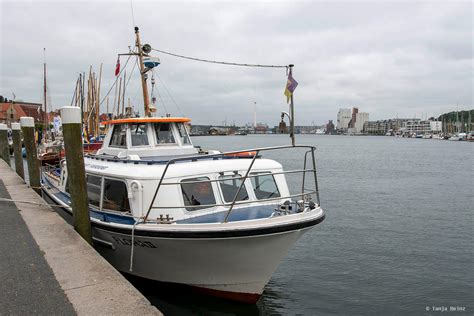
left=0, top=159, right=161, bottom=315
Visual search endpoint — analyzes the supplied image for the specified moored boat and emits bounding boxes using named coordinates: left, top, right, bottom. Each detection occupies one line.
left=41, top=27, right=325, bottom=303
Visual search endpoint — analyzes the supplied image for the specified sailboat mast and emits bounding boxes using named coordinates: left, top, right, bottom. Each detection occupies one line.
left=43, top=48, right=47, bottom=142
left=134, top=27, right=151, bottom=117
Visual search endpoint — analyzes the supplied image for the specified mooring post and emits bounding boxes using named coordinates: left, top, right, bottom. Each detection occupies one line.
left=20, top=117, right=41, bottom=193
left=0, top=123, right=10, bottom=166
left=11, top=123, right=25, bottom=180
left=61, top=106, right=92, bottom=245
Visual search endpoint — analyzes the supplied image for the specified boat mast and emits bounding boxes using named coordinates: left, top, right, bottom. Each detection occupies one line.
left=134, top=27, right=152, bottom=117
left=43, top=48, right=47, bottom=143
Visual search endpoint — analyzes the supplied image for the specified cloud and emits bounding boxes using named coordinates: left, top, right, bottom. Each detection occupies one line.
left=1, top=1, right=472, bottom=125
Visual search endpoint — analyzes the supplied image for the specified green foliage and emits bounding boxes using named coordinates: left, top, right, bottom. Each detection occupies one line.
left=438, top=110, right=474, bottom=123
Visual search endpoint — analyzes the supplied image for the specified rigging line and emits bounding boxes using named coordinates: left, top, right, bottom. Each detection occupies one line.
left=151, top=48, right=288, bottom=69
left=86, top=55, right=132, bottom=124
left=99, top=55, right=132, bottom=106
left=155, top=73, right=184, bottom=117
left=154, top=84, right=168, bottom=114
left=69, top=77, right=79, bottom=107
left=130, top=0, right=136, bottom=28
left=125, top=56, right=138, bottom=90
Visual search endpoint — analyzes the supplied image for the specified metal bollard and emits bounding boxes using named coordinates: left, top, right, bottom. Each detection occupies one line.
left=61, top=106, right=92, bottom=245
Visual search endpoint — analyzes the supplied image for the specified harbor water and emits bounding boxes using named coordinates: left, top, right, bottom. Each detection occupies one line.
left=130, top=135, right=473, bottom=315
left=17, top=135, right=472, bottom=315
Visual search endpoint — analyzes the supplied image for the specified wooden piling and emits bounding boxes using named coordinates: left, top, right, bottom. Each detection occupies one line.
left=60, top=106, right=92, bottom=245
left=20, top=117, right=40, bottom=193
left=0, top=123, right=9, bottom=166
left=11, top=123, right=25, bottom=180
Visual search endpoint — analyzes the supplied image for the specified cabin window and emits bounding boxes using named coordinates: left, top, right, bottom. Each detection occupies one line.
left=109, top=124, right=127, bottom=148
left=86, top=174, right=102, bottom=208
left=177, top=123, right=191, bottom=145
left=250, top=173, right=280, bottom=200
left=218, top=174, right=249, bottom=203
left=154, top=123, right=175, bottom=144
left=102, top=178, right=130, bottom=212
left=130, top=123, right=149, bottom=146
left=181, top=177, right=216, bottom=211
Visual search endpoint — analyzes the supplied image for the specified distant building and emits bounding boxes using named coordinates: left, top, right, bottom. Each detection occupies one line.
left=277, top=119, right=288, bottom=134
left=295, top=125, right=318, bottom=134
left=402, top=120, right=442, bottom=134
left=364, top=118, right=423, bottom=135
left=326, top=120, right=335, bottom=134
left=0, top=101, right=44, bottom=125
left=254, top=123, right=268, bottom=134
left=337, top=108, right=352, bottom=131
left=348, top=107, right=359, bottom=128
left=354, top=112, right=369, bottom=133
left=430, top=121, right=442, bottom=132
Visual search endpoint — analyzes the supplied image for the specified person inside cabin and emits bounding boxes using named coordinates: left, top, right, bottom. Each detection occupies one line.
left=181, top=177, right=216, bottom=211
left=190, top=181, right=212, bottom=205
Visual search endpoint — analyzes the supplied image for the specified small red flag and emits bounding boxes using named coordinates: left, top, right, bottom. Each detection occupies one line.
left=114, top=57, right=120, bottom=76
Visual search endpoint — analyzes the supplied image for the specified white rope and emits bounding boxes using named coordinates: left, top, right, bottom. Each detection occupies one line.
left=129, top=218, right=143, bottom=272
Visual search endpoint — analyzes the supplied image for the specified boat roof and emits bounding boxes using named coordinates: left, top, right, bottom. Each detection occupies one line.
left=103, top=117, right=191, bottom=125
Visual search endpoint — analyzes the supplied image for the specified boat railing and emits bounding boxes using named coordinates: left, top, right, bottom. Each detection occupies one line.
left=143, top=145, right=320, bottom=223
left=41, top=163, right=61, bottom=179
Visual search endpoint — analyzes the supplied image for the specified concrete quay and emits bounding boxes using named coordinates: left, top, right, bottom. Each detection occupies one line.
left=0, top=159, right=161, bottom=315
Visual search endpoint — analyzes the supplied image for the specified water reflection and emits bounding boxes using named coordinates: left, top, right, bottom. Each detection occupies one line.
left=124, top=274, right=275, bottom=315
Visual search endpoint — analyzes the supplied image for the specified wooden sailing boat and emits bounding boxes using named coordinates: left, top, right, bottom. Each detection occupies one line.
left=38, top=49, right=63, bottom=166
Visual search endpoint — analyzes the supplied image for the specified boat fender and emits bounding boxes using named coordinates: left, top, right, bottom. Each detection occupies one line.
left=224, top=151, right=257, bottom=158
left=129, top=180, right=143, bottom=217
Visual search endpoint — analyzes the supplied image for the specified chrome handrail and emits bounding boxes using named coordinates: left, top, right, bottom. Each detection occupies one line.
left=143, top=144, right=320, bottom=223
left=148, top=168, right=316, bottom=185
left=149, top=190, right=317, bottom=210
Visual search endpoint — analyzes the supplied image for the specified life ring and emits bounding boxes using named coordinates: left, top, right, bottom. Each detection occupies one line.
left=224, top=151, right=257, bottom=158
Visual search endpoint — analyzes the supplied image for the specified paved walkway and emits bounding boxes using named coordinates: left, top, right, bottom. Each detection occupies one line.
left=0, top=159, right=160, bottom=315
left=0, top=179, right=75, bottom=314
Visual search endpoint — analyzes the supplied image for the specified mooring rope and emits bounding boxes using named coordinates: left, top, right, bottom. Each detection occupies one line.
left=0, top=197, right=63, bottom=208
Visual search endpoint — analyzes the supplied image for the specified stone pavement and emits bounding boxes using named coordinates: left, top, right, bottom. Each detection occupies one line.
left=0, top=179, right=75, bottom=314
left=0, top=159, right=160, bottom=315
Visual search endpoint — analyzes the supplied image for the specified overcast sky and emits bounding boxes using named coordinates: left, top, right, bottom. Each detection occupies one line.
left=1, top=0, right=472, bottom=126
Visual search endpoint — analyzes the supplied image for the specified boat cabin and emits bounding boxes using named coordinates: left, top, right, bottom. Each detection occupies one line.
left=97, top=117, right=198, bottom=159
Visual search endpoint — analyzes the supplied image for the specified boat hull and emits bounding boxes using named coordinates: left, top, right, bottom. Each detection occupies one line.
left=42, top=186, right=324, bottom=303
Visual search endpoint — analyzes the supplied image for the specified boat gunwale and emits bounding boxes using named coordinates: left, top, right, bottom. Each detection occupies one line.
left=41, top=183, right=325, bottom=239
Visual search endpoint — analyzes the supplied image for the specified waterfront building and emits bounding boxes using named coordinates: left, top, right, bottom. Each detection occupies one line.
left=295, top=125, right=316, bottom=134
left=354, top=112, right=369, bottom=133
left=0, top=101, right=44, bottom=125
left=255, top=122, right=268, bottom=134
left=401, top=119, right=442, bottom=134
left=336, top=108, right=352, bottom=131
left=430, top=121, right=442, bottom=132
left=326, top=120, right=335, bottom=134
left=349, top=107, right=359, bottom=128
left=277, top=119, right=288, bottom=134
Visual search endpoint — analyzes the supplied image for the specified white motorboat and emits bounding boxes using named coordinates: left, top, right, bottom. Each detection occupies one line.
left=41, top=27, right=325, bottom=303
